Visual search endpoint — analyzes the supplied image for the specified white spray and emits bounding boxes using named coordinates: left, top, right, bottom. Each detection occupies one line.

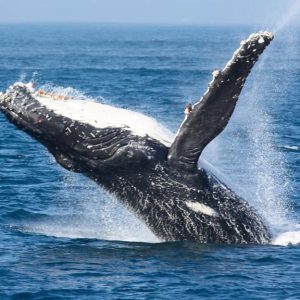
left=248, top=1, right=300, bottom=245
left=204, top=1, right=300, bottom=246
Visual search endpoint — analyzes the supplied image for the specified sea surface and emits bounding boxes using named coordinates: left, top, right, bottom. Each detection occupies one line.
left=0, top=24, right=299, bottom=299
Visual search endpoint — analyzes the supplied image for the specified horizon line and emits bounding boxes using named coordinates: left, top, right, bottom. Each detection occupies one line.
left=0, top=21, right=276, bottom=27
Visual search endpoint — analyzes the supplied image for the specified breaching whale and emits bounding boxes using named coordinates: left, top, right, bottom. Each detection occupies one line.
left=0, top=32, right=274, bottom=244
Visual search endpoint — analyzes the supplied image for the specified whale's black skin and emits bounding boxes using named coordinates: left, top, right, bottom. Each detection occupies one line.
left=0, top=32, right=273, bottom=244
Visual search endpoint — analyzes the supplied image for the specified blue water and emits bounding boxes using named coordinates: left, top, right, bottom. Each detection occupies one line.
left=0, top=24, right=299, bottom=299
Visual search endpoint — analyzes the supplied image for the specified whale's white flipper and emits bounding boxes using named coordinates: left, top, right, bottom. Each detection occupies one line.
left=168, top=32, right=274, bottom=171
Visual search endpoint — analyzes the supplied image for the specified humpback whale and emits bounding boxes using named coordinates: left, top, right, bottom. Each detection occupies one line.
left=0, top=32, right=274, bottom=244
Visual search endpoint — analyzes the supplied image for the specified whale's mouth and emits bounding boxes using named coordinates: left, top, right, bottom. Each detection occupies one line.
left=0, top=87, right=39, bottom=136
left=0, top=83, right=171, bottom=173
left=0, top=84, right=52, bottom=143
left=1, top=82, right=174, bottom=147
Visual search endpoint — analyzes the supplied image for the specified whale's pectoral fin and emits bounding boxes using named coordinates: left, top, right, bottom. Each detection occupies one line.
left=168, top=32, right=274, bottom=171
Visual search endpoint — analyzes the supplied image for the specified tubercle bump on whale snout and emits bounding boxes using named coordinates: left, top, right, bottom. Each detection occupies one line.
left=240, top=31, right=274, bottom=49
left=0, top=92, right=10, bottom=106
left=0, top=93, right=12, bottom=116
left=0, top=87, right=32, bottom=127
left=0, top=84, right=32, bottom=111
left=247, top=31, right=273, bottom=42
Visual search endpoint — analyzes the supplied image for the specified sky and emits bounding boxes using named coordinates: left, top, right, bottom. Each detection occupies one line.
left=0, top=0, right=299, bottom=26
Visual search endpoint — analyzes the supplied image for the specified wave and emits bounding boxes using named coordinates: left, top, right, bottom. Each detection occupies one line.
left=283, top=145, right=299, bottom=151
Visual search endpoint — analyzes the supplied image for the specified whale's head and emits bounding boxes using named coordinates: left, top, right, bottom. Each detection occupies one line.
left=0, top=31, right=274, bottom=179
left=0, top=84, right=172, bottom=175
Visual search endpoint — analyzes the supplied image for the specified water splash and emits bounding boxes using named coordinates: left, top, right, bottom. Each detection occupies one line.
left=243, top=83, right=291, bottom=227
left=18, top=72, right=27, bottom=83
left=30, top=71, right=40, bottom=84
left=272, top=0, right=300, bottom=33
left=39, top=83, right=96, bottom=101
left=24, top=171, right=160, bottom=243
left=202, top=1, right=300, bottom=247
left=247, top=3, right=300, bottom=245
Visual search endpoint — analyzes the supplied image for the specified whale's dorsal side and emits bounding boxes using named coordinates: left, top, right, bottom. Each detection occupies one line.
left=168, top=32, right=273, bottom=172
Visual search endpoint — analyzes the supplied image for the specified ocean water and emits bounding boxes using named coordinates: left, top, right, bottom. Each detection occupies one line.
left=0, top=24, right=299, bottom=299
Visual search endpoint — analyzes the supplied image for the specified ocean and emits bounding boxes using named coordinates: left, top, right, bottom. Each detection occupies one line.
left=0, top=24, right=299, bottom=299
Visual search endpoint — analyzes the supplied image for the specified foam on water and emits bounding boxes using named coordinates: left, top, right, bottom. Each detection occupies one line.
left=283, top=145, right=299, bottom=151
left=272, top=228, right=300, bottom=246
left=21, top=208, right=160, bottom=243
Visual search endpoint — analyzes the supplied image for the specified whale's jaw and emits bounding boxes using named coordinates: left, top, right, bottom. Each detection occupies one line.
left=0, top=85, right=170, bottom=174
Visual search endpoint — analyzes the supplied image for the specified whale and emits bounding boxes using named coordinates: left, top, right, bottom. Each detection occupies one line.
left=0, top=32, right=274, bottom=244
